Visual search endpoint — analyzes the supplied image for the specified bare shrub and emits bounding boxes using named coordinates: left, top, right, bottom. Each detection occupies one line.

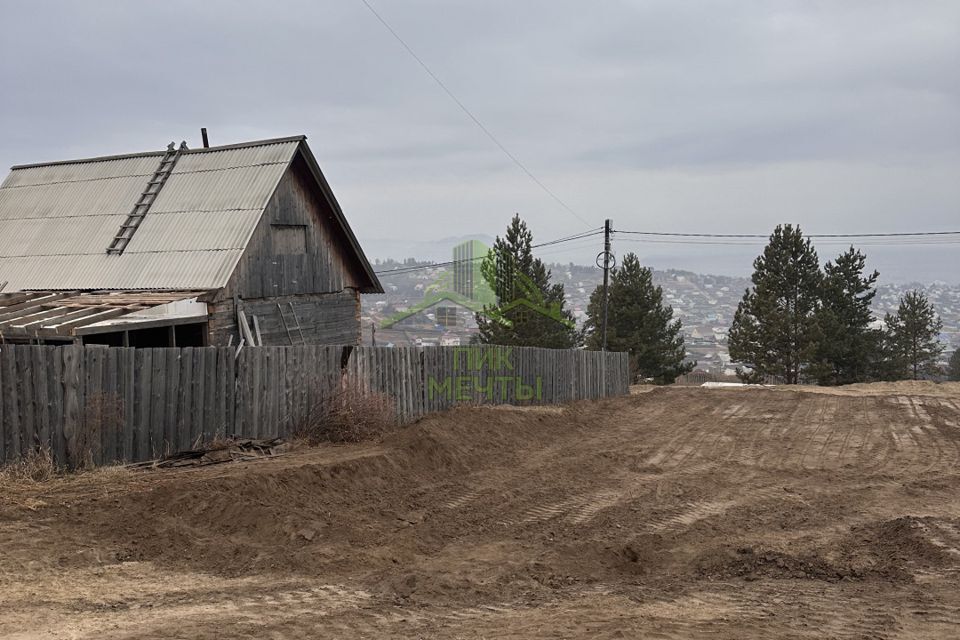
left=77, top=392, right=124, bottom=469
left=0, top=447, right=57, bottom=483
left=296, top=377, right=395, bottom=444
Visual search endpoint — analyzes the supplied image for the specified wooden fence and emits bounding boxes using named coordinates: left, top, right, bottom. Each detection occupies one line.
left=0, top=344, right=629, bottom=466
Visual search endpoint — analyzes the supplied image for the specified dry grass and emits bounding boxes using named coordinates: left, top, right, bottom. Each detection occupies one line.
left=0, top=447, right=132, bottom=492
left=0, top=447, right=57, bottom=484
left=296, top=378, right=396, bottom=444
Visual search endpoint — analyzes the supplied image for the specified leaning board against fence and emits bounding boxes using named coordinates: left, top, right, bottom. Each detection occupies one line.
left=0, top=344, right=629, bottom=466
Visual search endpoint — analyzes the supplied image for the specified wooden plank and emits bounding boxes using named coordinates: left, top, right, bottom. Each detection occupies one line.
left=231, top=347, right=245, bottom=438
left=218, top=347, right=232, bottom=439
left=16, top=346, right=35, bottom=455
left=0, top=293, right=74, bottom=318
left=120, top=348, right=135, bottom=462
left=243, top=347, right=255, bottom=438
left=102, top=348, right=119, bottom=464
left=238, top=307, right=256, bottom=347
left=165, top=349, right=181, bottom=453
left=423, top=347, right=433, bottom=413
left=0, top=346, right=18, bottom=462
left=133, top=349, right=151, bottom=461
left=252, top=315, right=264, bottom=347
left=27, top=346, right=50, bottom=457
left=186, top=347, right=201, bottom=446
left=298, top=346, right=309, bottom=430
left=198, top=347, right=213, bottom=444
left=261, top=348, right=272, bottom=438
left=402, top=348, right=412, bottom=422
left=249, top=348, right=261, bottom=438
left=284, top=346, right=297, bottom=436
left=61, top=346, right=82, bottom=466
left=273, top=346, right=285, bottom=437
left=149, top=348, right=166, bottom=457
left=81, top=347, right=102, bottom=465
left=177, top=347, right=194, bottom=450
left=46, top=348, right=65, bottom=464
left=0, top=345, right=4, bottom=463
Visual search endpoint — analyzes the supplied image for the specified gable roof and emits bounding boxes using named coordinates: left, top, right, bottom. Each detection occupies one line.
left=0, top=136, right=382, bottom=293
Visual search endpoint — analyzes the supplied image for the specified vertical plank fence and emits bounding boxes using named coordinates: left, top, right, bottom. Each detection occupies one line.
left=0, top=344, right=629, bottom=466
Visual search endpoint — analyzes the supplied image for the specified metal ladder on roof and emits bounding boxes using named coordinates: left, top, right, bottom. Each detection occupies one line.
left=106, top=141, right=185, bottom=255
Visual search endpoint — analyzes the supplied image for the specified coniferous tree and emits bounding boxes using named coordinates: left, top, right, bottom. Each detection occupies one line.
left=584, top=253, right=693, bottom=384
left=948, top=349, right=960, bottom=381
left=728, top=224, right=822, bottom=384
left=475, top=214, right=579, bottom=348
left=883, top=290, right=944, bottom=380
left=809, top=247, right=881, bottom=385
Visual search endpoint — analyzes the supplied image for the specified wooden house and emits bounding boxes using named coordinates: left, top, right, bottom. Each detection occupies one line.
left=0, top=136, right=382, bottom=346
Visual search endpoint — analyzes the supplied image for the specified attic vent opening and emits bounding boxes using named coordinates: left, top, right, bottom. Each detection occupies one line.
left=106, top=141, right=186, bottom=255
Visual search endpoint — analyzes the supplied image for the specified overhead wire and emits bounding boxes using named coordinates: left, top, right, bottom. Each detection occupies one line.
left=615, top=229, right=960, bottom=239
left=374, top=228, right=604, bottom=277
left=358, top=0, right=593, bottom=229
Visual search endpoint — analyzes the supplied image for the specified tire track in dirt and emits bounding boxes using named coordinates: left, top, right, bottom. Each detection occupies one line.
left=903, top=396, right=946, bottom=474
left=2, top=580, right=374, bottom=640
left=832, top=395, right=868, bottom=468
left=863, top=395, right=901, bottom=476
left=646, top=483, right=787, bottom=532
left=926, top=399, right=960, bottom=471
left=642, top=395, right=724, bottom=468
left=814, top=396, right=847, bottom=470
left=774, top=391, right=822, bottom=470
left=797, top=394, right=834, bottom=470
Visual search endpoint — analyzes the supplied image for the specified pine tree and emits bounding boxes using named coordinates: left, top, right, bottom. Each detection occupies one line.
left=948, top=349, right=960, bottom=381
left=475, top=215, right=579, bottom=348
left=809, top=247, right=881, bottom=385
left=584, top=253, right=693, bottom=384
left=728, top=224, right=822, bottom=384
left=883, top=290, right=944, bottom=380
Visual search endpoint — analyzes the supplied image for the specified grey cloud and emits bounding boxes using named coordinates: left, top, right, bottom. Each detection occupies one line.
left=0, top=0, right=957, bottom=282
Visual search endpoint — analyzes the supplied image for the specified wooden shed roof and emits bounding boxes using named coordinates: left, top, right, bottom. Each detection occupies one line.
left=0, top=290, right=211, bottom=340
left=0, top=136, right=383, bottom=294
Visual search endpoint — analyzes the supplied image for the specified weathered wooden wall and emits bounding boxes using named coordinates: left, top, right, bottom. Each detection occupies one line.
left=0, top=344, right=630, bottom=467
left=224, top=157, right=366, bottom=300
left=207, top=291, right=360, bottom=347
left=206, top=154, right=370, bottom=346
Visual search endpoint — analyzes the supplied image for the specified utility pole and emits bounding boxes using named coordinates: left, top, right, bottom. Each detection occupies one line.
left=601, top=218, right=612, bottom=352
left=371, top=321, right=377, bottom=347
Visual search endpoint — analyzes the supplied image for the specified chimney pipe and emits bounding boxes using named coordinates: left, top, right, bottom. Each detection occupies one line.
left=201, top=128, right=209, bottom=148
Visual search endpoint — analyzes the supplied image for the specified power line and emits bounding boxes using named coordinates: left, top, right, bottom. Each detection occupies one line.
left=615, top=229, right=960, bottom=239
left=374, top=228, right=603, bottom=277
left=618, top=237, right=960, bottom=247
left=358, top=0, right=593, bottom=229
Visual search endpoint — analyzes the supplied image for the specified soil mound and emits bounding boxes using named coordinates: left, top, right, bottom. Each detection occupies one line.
left=695, top=546, right=858, bottom=582
left=75, top=405, right=578, bottom=576
left=833, top=516, right=957, bottom=580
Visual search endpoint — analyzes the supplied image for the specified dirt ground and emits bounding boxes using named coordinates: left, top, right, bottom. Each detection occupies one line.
left=2, top=382, right=960, bottom=639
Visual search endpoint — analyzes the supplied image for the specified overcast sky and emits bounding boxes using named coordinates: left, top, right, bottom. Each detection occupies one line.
left=1, top=1, right=957, bottom=282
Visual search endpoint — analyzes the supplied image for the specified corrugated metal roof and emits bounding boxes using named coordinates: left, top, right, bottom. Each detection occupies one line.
left=123, top=211, right=262, bottom=253
left=0, top=215, right=125, bottom=256
left=0, top=251, right=242, bottom=291
left=0, top=138, right=298, bottom=291
left=0, top=155, right=161, bottom=188
left=0, top=175, right=151, bottom=219
left=150, top=163, right=289, bottom=213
